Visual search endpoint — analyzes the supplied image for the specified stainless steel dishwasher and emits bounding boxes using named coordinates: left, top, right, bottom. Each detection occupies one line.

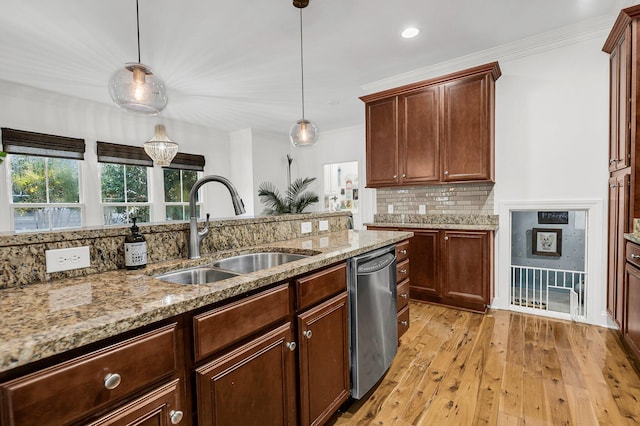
left=348, top=244, right=398, bottom=399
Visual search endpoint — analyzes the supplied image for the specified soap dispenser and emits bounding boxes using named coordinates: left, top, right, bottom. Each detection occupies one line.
left=124, top=217, right=147, bottom=270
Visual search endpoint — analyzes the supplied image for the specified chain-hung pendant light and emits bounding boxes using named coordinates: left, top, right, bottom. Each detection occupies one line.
left=290, top=0, right=318, bottom=147
left=108, top=0, right=167, bottom=114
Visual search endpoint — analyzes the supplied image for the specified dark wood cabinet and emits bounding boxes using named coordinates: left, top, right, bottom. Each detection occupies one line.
left=608, top=28, right=631, bottom=172
left=361, top=62, right=500, bottom=188
left=195, top=323, right=297, bottom=426
left=442, top=231, right=490, bottom=308
left=395, top=239, right=411, bottom=340
left=608, top=174, right=630, bottom=328
left=365, top=97, right=399, bottom=186
left=297, top=292, right=349, bottom=426
left=441, top=74, right=493, bottom=182
left=407, top=230, right=440, bottom=300
left=625, top=256, right=640, bottom=359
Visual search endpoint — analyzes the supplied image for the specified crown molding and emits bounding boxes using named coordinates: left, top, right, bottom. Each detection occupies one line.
left=361, top=14, right=617, bottom=95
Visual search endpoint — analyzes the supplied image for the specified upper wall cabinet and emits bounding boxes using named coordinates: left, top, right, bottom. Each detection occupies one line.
left=361, top=62, right=500, bottom=188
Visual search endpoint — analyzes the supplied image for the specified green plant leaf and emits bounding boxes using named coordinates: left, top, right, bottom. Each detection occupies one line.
left=258, top=181, right=289, bottom=214
left=0, top=151, right=6, bottom=165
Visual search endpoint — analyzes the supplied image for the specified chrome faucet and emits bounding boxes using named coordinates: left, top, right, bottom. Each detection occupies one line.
left=188, top=175, right=246, bottom=259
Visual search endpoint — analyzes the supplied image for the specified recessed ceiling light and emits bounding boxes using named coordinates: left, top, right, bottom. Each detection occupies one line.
left=401, top=27, right=420, bottom=39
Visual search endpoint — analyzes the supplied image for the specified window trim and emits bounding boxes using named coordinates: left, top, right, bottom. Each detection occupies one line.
left=99, top=162, right=152, bottom=226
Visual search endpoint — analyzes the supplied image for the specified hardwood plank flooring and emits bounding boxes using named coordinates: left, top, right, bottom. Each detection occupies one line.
left=328, top=301, right=640, bottom=425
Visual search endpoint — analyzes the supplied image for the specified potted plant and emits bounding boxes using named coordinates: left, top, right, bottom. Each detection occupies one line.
left=257, top=155, right=319, bottom=215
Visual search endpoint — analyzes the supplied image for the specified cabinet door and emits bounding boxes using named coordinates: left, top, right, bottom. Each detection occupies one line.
left=441, top=74, right=492, bottom=182
left=399, top=86, right=440, bottom=184
left=607, top=175, right=621, bottom=325
left=609, top=31, right=631, bottom=171
left=365, top=97, right=399, bottom=187
left=625, top=263, right=640, bottom=358
left=297, top=292, right=350, bottom=426
left=87, top=379, right=182, bottom=426
left=195, top=323, right=296, bottom=426
left=441, top=230, right=490, bottom=308
left=408, top=230, right=440, bottom=299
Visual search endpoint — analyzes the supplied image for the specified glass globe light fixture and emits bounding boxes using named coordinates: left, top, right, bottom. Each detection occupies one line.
left=108, top=0, right=167, bottom=115
left=109, top=63, right=167, bottom=114
left=290, top=1, right=318, bottom=147
left=144, top=124, right=178, bottom=166
left=290, top=119, right=318, bottom=147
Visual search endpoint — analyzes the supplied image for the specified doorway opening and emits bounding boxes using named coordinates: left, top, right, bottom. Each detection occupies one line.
left=510, top=210, right=587, bottom=320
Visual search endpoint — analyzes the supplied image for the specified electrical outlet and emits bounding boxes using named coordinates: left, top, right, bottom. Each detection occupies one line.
left=387, top=205, right=394, bottom=214
left=301, top=222, right=312, bottom=234
left=302, top=240, right=313, bottom=249
left=419, top=205, right=426, bottom=214
left=45, top=246, right=90, bottom=273
left=319, top=220, right=329, bottom=231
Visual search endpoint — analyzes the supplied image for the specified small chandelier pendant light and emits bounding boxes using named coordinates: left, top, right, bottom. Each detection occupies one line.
left=144, top=124, right=178, bottom=166
left=109, top=0, right=167, bottom=114
left=290, top=0, right=318, bottom=147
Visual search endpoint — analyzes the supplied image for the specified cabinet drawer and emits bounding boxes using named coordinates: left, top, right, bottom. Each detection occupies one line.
left=296, top=263, right=347, bottom=311
left=193, top=283, right=290, bottom=362
left=397, top=279, right=410, bottom=311
left=627, top=241, right=640, bottom=268
left=396, top=259, right=410, bottom=283
left=396, top=240, right=410, bottom=262
left=398, top=305, right=410, bottom=339
left=1, top=323, right=178, bottom=426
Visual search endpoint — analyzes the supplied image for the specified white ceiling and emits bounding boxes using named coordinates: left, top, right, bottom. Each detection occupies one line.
left=0, top=0, right=635, bottom=135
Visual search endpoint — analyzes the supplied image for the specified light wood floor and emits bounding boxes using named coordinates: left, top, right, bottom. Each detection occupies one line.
left=329, top=301, right=640, bottom=425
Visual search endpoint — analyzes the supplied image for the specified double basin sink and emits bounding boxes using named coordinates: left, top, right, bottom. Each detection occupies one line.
left=155, top=252, right=309, bottom=285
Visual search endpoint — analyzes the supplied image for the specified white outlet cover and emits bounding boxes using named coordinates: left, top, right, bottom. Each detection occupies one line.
left=301, top=222, right=312, bottom=234
left=419, top=205, right=426, bottom=214
left=302, top=240, right=313, bottom=249
left=46, top=246, right=90, bottom=273
left=388, top=205, right=394, bottom=214
left=319, top=220, right=329, bottom=231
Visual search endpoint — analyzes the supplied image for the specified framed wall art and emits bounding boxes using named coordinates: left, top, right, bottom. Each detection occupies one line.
left=532, top=228, right=562, bottom=257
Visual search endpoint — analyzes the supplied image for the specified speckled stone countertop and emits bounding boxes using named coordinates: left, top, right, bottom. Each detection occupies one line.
left=0, top=229, right=411, bottom=374
left=624, top=233, right=640, bottom=245
left=367, top=214, right=499, bottom=231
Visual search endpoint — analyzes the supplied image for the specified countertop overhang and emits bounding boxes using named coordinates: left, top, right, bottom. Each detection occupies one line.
left=0, top=229, right=411, bottom=374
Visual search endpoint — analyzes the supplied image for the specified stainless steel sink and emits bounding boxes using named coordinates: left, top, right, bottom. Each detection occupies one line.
left=211, top=252, right=309, bottom=274
left=155, top=267, right=239, bottom=285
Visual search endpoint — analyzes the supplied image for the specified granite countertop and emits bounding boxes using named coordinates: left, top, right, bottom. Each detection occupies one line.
left=0, top=229, right=411, bottom=374
left=366, top=214, right=499, bottom=231
left=624, top=233, right=640, bottom=244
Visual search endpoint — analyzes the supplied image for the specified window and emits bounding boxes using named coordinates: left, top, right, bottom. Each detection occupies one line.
left=3, top=128, right=85, bottom=232
left=97, top=142, right=151, bottom=225
left=162, top=152, right=205, bottom=221
left=164, top=168, right=200, bottom=220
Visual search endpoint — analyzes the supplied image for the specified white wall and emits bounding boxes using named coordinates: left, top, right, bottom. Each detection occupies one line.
left=291, top=125, right=374, bottom=229
left=0, top=80, right=233, bottom=232
left=250, top=129, right=291, bottom=216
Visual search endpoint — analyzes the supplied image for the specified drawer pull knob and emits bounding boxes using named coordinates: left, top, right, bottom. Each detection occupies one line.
left=632, top=254, right=640, bottom=259
left=400, top=249, right=407, bottom=255
left=400, top=320, right=408, bottom=326
left=303, top=330, right=313, bottom=339
left=610, top=159, right=617, bottom=165
left=401, top=293, right=408, bottom=299
left=444, top=236, right=449, bottom=240
left=400, top=269, right=407, bottom=274
left=393, top=175, right=397, bottom=179
left=170, top=410, right=184, bottom=424
left=286, top=341, right=297, bottom=351
left=103, top=373, right=121, bottom=390
left=402, top=174, right=406, bottom=178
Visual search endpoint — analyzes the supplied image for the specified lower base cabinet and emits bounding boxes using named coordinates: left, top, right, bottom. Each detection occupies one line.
left=195, top=323, right=297, bottom=426
left=624, top=250, right=640, bottom=361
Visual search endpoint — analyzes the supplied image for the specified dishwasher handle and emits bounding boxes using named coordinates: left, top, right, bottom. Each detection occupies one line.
left=356, top=253, right=396, bottom=274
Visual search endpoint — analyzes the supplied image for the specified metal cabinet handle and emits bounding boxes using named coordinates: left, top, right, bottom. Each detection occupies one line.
left=444, top=171, right=448, bottom=175
left=400, top=320, right=408, bottom=326
left=444, top=236, right=449, bottom=240
left=286, top=341, right=297, bottom=351
left=401, top=293, right=408, bottom=299
left=104, top=373, right=121, bottom=390
left=610, top=183, right=617, bottom=188
left=610, top=159, right=617, bottom=165
left=169, top=410, right=184, bottom=424
left=303, top=330, right=312, bottom=339
left=402, top=174, right=406, bottom=178
left=400, top=249, right=407, bottom=255
left=632, top=254, right=640, bottom=259
left=393, top=175, right=397, bottom=179
left=400, top=269, right=407, bottom=274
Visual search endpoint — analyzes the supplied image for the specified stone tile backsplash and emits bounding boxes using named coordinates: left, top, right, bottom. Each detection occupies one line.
left=376, top=182, right=495, bottom=215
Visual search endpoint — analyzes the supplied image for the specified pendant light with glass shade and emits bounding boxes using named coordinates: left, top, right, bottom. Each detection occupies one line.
left=290, top=0, right=318, bottom=147
left=108, top=0, right=167, bottom=115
